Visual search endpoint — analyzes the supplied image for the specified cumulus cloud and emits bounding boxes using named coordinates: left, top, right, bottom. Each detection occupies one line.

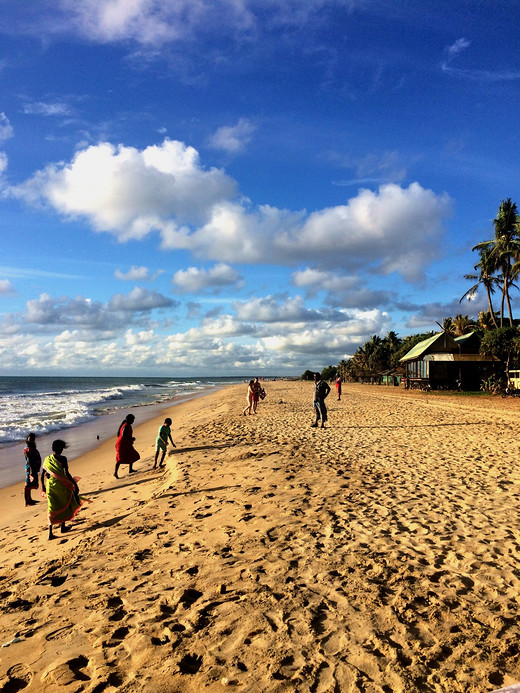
left=293, top=268, right=358, bottom=293
left=107, top=287, right=176, bottom=311
left=2, top=287, right=176, bottom=336
left=0, top=279, right=15, bottom=295
left=9, top=139, right=237, bottom=240
left=163, top=182, right=450, bottom=281
left=172, top=263, right=242, bottom=293
left=260, top=308, right=392, bottom=355
left=7, top=138, right=451, bottom=282
left=292, top=268, right=392, bottom=309
left=0, top=113, right=14, bottom=142
left=232, top=294, right=343, bottom=324
left=115, top=265, right=163, bottom=281
left=209, top=118, right=256, bottom=153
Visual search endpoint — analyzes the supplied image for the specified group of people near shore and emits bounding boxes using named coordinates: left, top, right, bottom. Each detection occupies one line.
left=23, top=413, right=177, bottom=540
left=24, top=434, right=88, bottom=540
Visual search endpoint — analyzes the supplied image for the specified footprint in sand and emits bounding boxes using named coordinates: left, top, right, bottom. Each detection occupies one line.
left=1, top=663, right=33, bottom=692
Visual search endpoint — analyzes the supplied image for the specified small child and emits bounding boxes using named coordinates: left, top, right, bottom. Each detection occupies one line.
left=153, top=417, right=176, bottom=469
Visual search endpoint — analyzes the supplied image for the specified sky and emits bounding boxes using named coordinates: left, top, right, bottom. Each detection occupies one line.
left=0, top=0, right=519, bottom=376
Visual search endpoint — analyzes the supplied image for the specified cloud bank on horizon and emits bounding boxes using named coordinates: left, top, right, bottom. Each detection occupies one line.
left=0, top=0, right=518, bottom=374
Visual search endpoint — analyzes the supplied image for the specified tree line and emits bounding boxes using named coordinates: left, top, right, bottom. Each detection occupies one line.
left=302, top=199, right=520, bottom=384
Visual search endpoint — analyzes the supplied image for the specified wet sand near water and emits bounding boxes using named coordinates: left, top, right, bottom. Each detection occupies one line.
left=1, top=381, right=520, bottom=692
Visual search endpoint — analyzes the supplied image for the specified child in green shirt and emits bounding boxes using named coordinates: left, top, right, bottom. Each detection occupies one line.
left=153, top=417, right=176, bottom=469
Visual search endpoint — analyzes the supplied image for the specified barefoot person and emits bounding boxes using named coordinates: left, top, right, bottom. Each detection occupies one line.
left=252, top=377, right=266, bottom=414
left=23, top=432, right=41, bottom=506
left=114, top=414, right=140, bottom=479
left=242, top=380, right=255, bottom=416
left=153, top=417, right=176, bottom=469
left=41, top=440, right=87, bottom=540
left=311, top=372, right=331, bottom=429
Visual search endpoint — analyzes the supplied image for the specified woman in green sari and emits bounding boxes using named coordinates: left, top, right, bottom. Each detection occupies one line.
left=41, top=440, right=87, bottom=540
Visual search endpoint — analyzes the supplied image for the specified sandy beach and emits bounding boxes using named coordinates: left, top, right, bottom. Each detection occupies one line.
left=1, top=381, right=520, bottom=692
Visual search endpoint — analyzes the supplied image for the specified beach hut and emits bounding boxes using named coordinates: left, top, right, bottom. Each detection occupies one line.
left=399, top=331, right=499, bottom=390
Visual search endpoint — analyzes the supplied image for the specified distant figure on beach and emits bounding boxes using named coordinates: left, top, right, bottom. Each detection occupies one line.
left=23, top=432, right=41, bottom=506
left=252, top=377, right=265, bottom=414
left=41, top=440, right=87, bottom=540
left=335, top=377, right=342, bottom=401
left=311, top=372, right=331, bottom=428
left=243, top=380, right=255, bottom=416
left=114, top=414, right=140, bottom=479
left=153, top=417, right=176, bottom=469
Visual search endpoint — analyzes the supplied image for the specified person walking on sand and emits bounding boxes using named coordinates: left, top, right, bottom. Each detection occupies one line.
left=114, top=414, right=140, bottom=479
left=252, top=377, right=265, bottom=414
left=335, top=376, right=342, bottom=401
left=153, top=417, right=176, bottom=469
left=242, top=380, right=255, bottom=416
left=23, top=432, right=41, bottom=506
left=41, top=440, right=89, bottom=540
left=311, top=372, right=331, bottom=429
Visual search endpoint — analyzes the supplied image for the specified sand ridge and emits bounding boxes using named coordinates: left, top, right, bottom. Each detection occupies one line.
left=1, top=381, right=520, bottom=692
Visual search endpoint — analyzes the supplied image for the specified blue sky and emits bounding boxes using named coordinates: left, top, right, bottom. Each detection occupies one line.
left=0, top=0, right=519, bottom=375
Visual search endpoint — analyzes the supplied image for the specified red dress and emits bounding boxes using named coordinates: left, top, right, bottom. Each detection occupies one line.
left=115, top=422, right=140, bottom=464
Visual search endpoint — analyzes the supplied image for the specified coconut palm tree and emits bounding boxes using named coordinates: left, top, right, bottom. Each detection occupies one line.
left=460, top=247, right=500, bottom=328
left=473, top=199, right=520, bottom=326
left=436, top=317, right=454, bottom=334
left=477, top=310, right=496, bottom=331
left=451, top=313, right=475, bottom=336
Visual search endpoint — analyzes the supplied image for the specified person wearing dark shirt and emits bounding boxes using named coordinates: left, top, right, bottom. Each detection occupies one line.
left=311, top=372, right=331, bottom=428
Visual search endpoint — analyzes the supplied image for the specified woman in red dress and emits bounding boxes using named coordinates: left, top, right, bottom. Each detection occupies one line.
left=114, top=414, right=140, bottom=479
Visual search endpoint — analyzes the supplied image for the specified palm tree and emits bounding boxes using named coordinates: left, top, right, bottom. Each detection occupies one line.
left=436, top=317, right=454, bottom=334
left=460, top=247, right=500, bottom=328
left=473, top=199, right=520, bottom=326
left=451, top=313, right=475, bottom=336
left=477, top=310, right=495, bottom=331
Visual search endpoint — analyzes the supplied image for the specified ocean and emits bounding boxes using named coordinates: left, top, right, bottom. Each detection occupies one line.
left=0, top=375, right=243, bottom=489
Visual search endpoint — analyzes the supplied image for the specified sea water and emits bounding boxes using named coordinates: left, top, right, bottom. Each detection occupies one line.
left=0, top=375, right=242, bottom=489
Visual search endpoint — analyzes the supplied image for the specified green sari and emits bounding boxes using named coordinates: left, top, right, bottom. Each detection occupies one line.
left=43, top=454, right=88, bottom=525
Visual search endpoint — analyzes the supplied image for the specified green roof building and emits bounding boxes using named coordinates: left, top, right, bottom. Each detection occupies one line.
left=399, top=332, right=499, bottom=390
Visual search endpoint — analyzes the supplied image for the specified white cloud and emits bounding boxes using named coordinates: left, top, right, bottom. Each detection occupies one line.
left=209, top=118, right=256, bottom=153
left=442, top=37, right=520, bottom=82
left=115, top=265, right=163, bottom=281
left=233, top=294, right=341, bottom=323
left=2, top=288, right=176, bottom=335
left=0, top=113, right=14, bottom=142
left=164, top=183, right=451, bottom=281
left=260, top=308, right=391, bottom=354
left=8, top=139, right=451, bottom=282
left=107, top=286, right=175, bottom=311
left=0, top=279, right=15, bottom=295
left=59, top=0, right=256, bottom=45
left=172, top=263, right=242, bottom=293
left=9, top=139, right=237, bottom=240
left=293, top=268, right=358, bottom=293
left=446, top=38, right=471, bottom=58
left=22, top=101, right=74, bottom=117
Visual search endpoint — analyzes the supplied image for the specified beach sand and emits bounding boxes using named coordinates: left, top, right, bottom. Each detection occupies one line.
left=1, top=381, right=520, bottom=693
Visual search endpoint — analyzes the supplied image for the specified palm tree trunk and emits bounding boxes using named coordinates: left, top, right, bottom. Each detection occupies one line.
left=485, top=285, right=499, bottom=327
left=500, top=279, right=507, bottom=327
left=504, top=270, right=514, bottom=326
